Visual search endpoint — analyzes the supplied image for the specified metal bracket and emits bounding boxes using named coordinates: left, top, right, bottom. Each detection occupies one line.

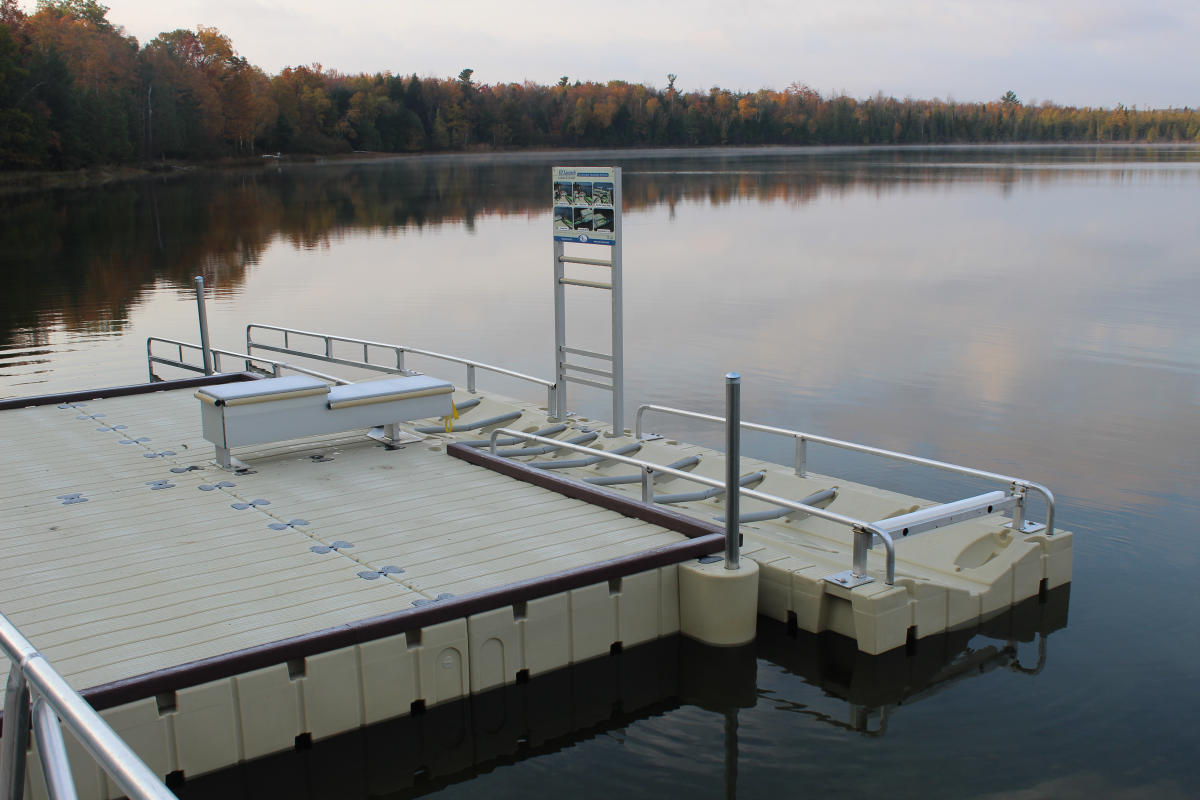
left=825, top=570, right=875, bottom=589
left=368, top=426, right=423, bottom=446
left=639, top=432, right=665, bottom=442
left=1005, top=521, right=1047, bottom=534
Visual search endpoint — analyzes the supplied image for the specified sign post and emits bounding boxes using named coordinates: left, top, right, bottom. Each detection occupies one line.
left=551, top=166, right=623, bottom=435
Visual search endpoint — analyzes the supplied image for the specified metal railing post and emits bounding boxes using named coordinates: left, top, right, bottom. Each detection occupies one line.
left=552, top=240, right=567, bottom=422
left=641, top=466, right=655, bottom=504
left=146, top=339, right=157, bottom=384
left=725, top=373, right=741, bottom=570
left=852, top=527, right=872, bottom=578
left=467, top=365, right=476, bottom=393
left=1010, top=484, right=1027, bottom=532
left=795, top=436, right=807, bottom=477
left=1, top=670, right=31, bottom=800
left=193, top=276, right=213, bottom=376
left=32, top=698, right=78, bottom=800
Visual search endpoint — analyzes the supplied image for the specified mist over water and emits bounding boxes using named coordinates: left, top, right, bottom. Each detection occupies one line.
left=2, top=144, right=1198, bottom=798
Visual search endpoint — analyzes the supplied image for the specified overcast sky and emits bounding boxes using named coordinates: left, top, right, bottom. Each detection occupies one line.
left=39, top=0, right=1200, bottom=108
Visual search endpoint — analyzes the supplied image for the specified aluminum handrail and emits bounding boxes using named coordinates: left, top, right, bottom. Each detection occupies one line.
left=245, top=324, right=559, bottom=414
left=1, top=614, right=177, bottom=800
left=635, top=403, right=1055, bottom=535
left=488, top=428, right=896, bottom=584
left=146, top=338, right=348, bottom=385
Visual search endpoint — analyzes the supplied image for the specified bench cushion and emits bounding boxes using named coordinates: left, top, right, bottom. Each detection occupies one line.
left=195, top=375, right=330, bottom=407
left=326, top=376, right=454, bottom=410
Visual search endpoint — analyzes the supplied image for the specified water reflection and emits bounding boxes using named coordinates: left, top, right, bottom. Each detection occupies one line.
left=2, top=145, right=1196, bottom=344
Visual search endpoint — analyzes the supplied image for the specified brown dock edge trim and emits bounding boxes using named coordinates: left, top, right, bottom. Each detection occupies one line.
left=74, top=534, right=724, bottom=715
left=446, top=441, right=725, bottom=540
left=0, top=372, right=261, bottom=411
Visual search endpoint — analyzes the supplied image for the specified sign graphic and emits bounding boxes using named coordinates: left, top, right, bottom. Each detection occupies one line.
left=552, top=166, right=617, bottom=245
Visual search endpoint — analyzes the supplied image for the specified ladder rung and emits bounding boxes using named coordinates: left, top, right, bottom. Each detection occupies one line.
left=558, top=256, right=613, bottom=267
left=564, top=362, right=613, bottom=379
left=559, top=278, right=612, bottom=290
left=567, top=376, right=614, bottom=391
left=563, top=347, right=613, bottom=361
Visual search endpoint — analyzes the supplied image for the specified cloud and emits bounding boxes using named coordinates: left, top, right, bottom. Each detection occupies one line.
left=59, top=0, right=1200, bottom=106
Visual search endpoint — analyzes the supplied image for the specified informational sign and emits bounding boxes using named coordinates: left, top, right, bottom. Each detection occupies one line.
left=552, top=166, right=617, bottom=245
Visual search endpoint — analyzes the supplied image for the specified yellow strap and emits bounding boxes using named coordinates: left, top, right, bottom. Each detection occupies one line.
left=443, top=399, right=459, bottom=432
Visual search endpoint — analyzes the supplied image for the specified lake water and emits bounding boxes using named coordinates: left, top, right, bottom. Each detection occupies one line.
left=2, top=145, right=1198, bottom=798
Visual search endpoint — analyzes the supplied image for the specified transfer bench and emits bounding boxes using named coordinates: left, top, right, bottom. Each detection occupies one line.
left=195, top=374, right=454, bottom=468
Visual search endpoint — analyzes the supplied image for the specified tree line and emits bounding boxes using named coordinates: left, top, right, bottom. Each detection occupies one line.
left=3, top=0, right=1199, bottom=171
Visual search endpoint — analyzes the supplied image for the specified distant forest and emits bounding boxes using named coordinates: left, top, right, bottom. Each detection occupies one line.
left=3, top=0, right=1199, bottom=171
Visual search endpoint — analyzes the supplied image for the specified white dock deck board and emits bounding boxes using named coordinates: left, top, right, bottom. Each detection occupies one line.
left=0, top=386, right=691, bottom=693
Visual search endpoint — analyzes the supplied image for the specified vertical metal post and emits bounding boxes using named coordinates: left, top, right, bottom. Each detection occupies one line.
left=1, top=670, right=31, bottom=800
left=640, top=466, right=654, bottom=504
left=725, top=373, right=741, bottom=570
left=1009, top=485, right=1027, bottom=532
left=193, top=276, right=213, bottom=376
left=608, top=167, right=625, bottom=437
left=795, top=436, right=807, bottom=477
left=852, top=527, right=871, bottom=578
left=31, top=698, right=78, bottom=800
left=467, top=365, right=476, bottom=393
left=552, top=240, right=567, bottom=421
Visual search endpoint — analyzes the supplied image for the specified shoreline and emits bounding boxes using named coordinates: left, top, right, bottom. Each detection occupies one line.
left=2, top=141, right=1197, bottom=195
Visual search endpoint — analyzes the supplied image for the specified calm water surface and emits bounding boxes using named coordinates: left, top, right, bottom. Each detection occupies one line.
left=2, top=145, right=1198, bottom=798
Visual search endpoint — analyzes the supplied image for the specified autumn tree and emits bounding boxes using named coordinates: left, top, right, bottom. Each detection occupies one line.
left=7, top=0, right=140, bottom=165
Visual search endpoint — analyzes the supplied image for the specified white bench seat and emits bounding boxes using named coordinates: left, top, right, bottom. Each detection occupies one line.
left=196, top=375, right=454, bottom=468
left=326, top=375, right=453, bottom=409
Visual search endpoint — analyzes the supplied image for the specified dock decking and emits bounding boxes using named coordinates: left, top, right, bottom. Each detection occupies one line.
left=0, top=384, right=699, bottom=709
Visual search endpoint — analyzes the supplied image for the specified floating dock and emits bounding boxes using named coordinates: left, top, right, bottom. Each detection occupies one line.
left=0, top=362, right=1071, bottom=799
